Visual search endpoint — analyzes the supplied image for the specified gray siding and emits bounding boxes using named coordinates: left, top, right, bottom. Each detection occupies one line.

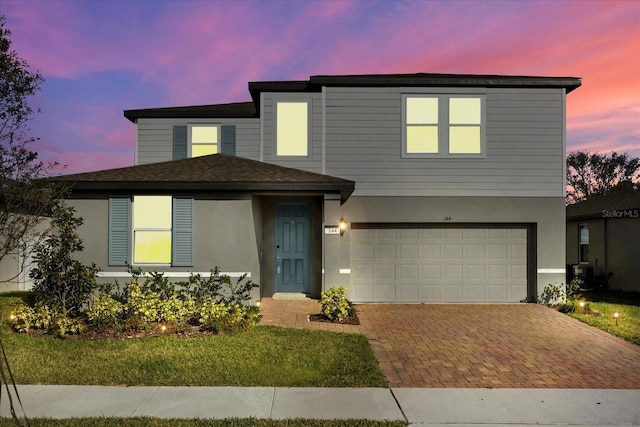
left=260, top=92, right=323, bottom=173
left=323, top=87, right=565, bottom=197
left=136, top=118, right=260, bottom=164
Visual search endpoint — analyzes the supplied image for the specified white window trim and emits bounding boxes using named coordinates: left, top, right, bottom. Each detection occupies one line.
left=401, top=94, right=486, bottom=159
left=274, top=99, right=311, bottom=159
left=578, top=223, right=589, bottom=264
left=188, top=124, right=220, bottom=158
left=132, top=195, right=172, bottom=266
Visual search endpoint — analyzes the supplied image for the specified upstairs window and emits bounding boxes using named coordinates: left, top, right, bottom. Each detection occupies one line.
left=276, top=101, right=309, bottom=156
left=133, top=196, right=172, bottom=264
left=189, top=125, right=218, bottom=157
left=403, top=95, right=484, bottom=157
left=579, top=224, right=589, bottom=263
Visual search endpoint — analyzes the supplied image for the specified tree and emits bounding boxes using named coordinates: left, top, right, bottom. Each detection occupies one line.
left=0, top=15, right=62, bottom=283
left=30, top=203, right=99, bottom=317
left=566, top=150, right=640, bottom=204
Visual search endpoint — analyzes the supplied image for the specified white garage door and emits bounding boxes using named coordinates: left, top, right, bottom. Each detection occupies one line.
left=350, top=225, right=528, bottom=302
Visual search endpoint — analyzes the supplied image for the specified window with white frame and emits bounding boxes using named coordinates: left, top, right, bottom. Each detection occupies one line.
left=579, top=223, right=589, bottom=263
left=403, top=95, right=484, bottom=157
left=189, top=125, right=219, bottom=157
left=133, top=196, right=172, bottom=264
left=276, top=101, right=309, bottom=156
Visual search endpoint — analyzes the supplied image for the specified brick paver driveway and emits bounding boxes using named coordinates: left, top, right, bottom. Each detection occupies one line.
left=259, top=299, right=640, bottom=388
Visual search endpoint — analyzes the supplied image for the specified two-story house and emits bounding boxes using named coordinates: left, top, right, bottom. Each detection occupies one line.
left=58, top=73, right=581, bottom=303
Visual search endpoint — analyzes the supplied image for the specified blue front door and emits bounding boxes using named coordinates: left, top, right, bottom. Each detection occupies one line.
left=276, top=203, right=310, bottom=293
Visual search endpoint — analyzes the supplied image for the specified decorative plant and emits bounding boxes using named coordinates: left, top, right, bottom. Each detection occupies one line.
left=29, top=203, right=100, bottom=316
left=321, top=286, right=356, bottom=322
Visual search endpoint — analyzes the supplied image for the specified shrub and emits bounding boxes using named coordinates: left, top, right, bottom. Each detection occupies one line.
left=10, top=304, right=36, bottom=333
left=29, top=203, right=100, bottom=316
left=86, top=294, right=125, bottom=328
left=125, top=280, right=161, bottom=327
left=157, top=294, right=195, bottom=323
left=321, top=286, right=356, bottom=322
left=538, top=283, right=566, bottom=306
left=52, top=315, right=83, bottom=336
left=198, top=298, right=260, bottom=333
left=10, top=303, right=82, bottom=336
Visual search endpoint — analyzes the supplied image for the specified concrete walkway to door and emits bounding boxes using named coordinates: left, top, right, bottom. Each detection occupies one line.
left=258, top=299, right=640, bottom=389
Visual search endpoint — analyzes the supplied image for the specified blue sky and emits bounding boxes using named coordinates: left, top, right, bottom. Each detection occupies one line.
left=2, top=0, right=638, bottom=173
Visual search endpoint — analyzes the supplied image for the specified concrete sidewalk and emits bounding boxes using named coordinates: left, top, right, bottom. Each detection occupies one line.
left=1, top=386, right=639, bottom=426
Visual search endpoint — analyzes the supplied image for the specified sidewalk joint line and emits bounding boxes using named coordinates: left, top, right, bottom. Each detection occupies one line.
left=130, top=386, right=159, bottom=417
left=389, top=388, right=408, bottom=423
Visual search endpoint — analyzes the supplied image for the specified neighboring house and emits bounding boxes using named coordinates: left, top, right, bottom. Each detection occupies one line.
left=57, top=73, right=581, bottom=303
left=566, top=181, right=640, bottom=292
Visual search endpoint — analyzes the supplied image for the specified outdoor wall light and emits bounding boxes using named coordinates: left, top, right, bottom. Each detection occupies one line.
left=614, top=311, right=620, bottom=326
left=339, top=217, right=347, bottom=237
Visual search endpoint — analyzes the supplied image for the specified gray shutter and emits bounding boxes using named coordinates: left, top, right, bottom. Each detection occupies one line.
left=108, top=196, right=130, bottom=266
left=172, top=197, right=193, bottom=267
left=173, top=125, right=188, bottom=160
left=221, top=125, right=236, bottom=156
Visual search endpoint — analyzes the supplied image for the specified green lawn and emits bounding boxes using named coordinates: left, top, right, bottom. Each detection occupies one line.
left=0, top=295, right=387, bottom=387
left=569, top=291, right=640, bottom=345
left=0, top=418, right=407, bottom=427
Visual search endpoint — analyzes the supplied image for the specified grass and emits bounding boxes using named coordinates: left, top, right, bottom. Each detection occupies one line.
left=0, top=418, right=407, bottom=427
left=568, top=291, right=640, bottom=345
left=0, top=295, right=387, bottom=387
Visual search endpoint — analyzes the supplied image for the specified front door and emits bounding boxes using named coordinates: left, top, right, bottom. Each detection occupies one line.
left=275, top=203, right=310, bottom=294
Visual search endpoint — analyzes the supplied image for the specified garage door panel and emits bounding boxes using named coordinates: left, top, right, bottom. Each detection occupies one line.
left=487, top=244, right=507, bottom=259
left=377, top=264, right=396, bottom=280
left=397, top=283, right=419, bottom=300
left=444, top=228, right=463, bottom=239
left=350, top=225, right=528, bottom=302
left=422, top=264, right=441, bottom=280
left=377, top=244, right=396, bottom=259
left=353, top=263, right=373, bottom=280
left=466, top=264, right=486, bottom=279
left=510, top=264, right=527, bottom=281
left=444, top=244, right=463, bottom=259
left=465, top=285, right=485, bottom=300
left=443, top=264, right=463, bottom=280
left=422, top=244, right=441, bottom=258
left=400, top=244, right=418, bottom=258
left=465, top=228, right=486, bottom=239
left=376, top=284, right=395, bottom=300
left=399, top=264, right=419, bottom=280
left=488, top=264, right=507, bottom=280
left=487, top=284, right=508, bottom=300
left=466, top=244, right=486, bottom=259
left=442, top=284, right=463, bottom=300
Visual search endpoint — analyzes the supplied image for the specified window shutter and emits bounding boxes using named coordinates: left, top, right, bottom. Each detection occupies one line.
left=172, top=197, right=193, bottom=267
left=221, top=125, right=236, bottom=156
left=108, top=196, right=130, bottom=266
left=173, top=125, right=188, bottom=160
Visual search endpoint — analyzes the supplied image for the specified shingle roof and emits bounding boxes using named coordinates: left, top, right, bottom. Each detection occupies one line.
left=55, top=154, right=355, bottom=203
left=124, top=102, right=256, bottom=123
left=125, top=73, right=582, bottom=121
left=567, top=181, right=640, bottom=220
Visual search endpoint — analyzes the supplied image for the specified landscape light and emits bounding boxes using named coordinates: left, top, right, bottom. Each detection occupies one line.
left=9, top=314, right=15, bottom=321
left=256, top=301, right=261, bottom=308
left=579, top=300, right=585, bottom=314
left=613, top=311, right=620, bottom=326
left=160, top=325, right=167, bottom=332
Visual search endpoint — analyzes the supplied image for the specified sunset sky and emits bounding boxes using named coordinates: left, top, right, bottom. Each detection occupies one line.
left=1, top=0, right=638, bottom=174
